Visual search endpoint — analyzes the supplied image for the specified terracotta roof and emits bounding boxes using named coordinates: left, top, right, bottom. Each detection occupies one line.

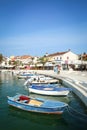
left=47, top=51, right=69, bottom=57
left=20, top=55, right=32, bottom=59
left=15, top=55, right=33, bottom=59
left=83, top=54, right=87, bottom=57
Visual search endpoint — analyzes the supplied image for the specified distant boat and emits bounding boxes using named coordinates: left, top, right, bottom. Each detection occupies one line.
left=7, top=94, right=68, bottom=114
left=24, top=75, right=59, bottom=86
left=28, top=85, right=70, bottom=96
left=17, top=72, right=38, bottom=79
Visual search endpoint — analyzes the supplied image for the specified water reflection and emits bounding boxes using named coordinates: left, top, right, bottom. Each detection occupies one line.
left=8, top=106, right=87, bottom=130
left=8, top=106, right=67, bottom=126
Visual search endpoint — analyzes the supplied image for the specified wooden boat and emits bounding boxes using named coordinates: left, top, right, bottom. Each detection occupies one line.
left=28, top=85, right=70, bottom=96
left=7, top=94, right=68, bottom=114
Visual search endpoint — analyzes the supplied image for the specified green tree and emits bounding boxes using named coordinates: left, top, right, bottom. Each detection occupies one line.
left=0, top=54, right=3, bottom=63
left=38, top=56, right=48, bottom=69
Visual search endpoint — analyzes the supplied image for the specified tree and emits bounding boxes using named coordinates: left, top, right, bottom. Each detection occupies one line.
left=38, top=56, right=49, bottom=69
left=0, top=54, right=3, bottom=63
left=79, top=53, right=87, bottom=61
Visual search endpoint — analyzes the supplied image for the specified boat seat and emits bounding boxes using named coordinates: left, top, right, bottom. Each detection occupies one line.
left=28, top=99, right=43, bottom=106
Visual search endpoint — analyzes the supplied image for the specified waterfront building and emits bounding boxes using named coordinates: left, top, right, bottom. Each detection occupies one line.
left=46, top=49, right=78, bottom=70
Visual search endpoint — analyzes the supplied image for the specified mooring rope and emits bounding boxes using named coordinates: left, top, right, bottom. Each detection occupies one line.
left=66, top=105, right=87, bottom=122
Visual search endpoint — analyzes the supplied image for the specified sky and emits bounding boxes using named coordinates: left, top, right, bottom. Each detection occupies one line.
left=0, top=0, right=87, bottom=57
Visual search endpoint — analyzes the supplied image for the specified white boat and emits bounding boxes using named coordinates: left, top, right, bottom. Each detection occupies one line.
left=24, top=75, right=59, bottom=86
left=17, top=72, right=38, bottom=79
left=28, top=85, right=70, bottom=96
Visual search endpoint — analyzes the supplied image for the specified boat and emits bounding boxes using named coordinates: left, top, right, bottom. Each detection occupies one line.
left=7, top=93, right=68, bottom=114
left=17, top=72, right=38, bottom=79
left=24, top=75, right=59, bottom=86
left=28, top=84, right=70, bottom=96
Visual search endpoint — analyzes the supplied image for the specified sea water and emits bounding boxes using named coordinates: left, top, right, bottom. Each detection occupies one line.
left=0, top=71, right=87, bottom=130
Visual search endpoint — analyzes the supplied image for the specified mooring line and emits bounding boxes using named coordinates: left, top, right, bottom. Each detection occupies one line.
left=66, top=105, right=87, bottom=122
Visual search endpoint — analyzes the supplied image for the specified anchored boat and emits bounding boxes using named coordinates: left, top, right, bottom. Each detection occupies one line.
left=28, top=84, right=70, bottom=96
left=7, top=94, right=68, bottom=114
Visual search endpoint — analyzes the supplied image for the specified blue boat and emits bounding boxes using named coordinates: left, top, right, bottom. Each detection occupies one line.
left=7, top=94, right=68, bottom=114
left=17, top=72, right=38, bottom=79
left=29, top=84, right=70, bottom=96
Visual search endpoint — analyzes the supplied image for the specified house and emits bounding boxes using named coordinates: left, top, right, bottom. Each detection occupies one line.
left=15, top=55, right=33, bottom=65
left=46, top=50, right=78, bottom=70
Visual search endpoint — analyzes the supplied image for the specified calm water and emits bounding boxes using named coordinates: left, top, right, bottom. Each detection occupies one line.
left=0, top=71, right=87, bottom=130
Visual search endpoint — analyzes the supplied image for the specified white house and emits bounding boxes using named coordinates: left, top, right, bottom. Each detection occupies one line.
left=47, top=50, right=78, bottom=70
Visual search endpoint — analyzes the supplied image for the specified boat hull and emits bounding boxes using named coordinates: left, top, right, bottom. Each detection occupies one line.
left=29, top=85, right=69, bottom=96
left=29, top=88, right=69, bottom=96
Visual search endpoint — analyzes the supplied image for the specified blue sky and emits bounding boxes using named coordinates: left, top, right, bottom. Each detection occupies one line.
left=0, top=0, right=87, bottom=57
